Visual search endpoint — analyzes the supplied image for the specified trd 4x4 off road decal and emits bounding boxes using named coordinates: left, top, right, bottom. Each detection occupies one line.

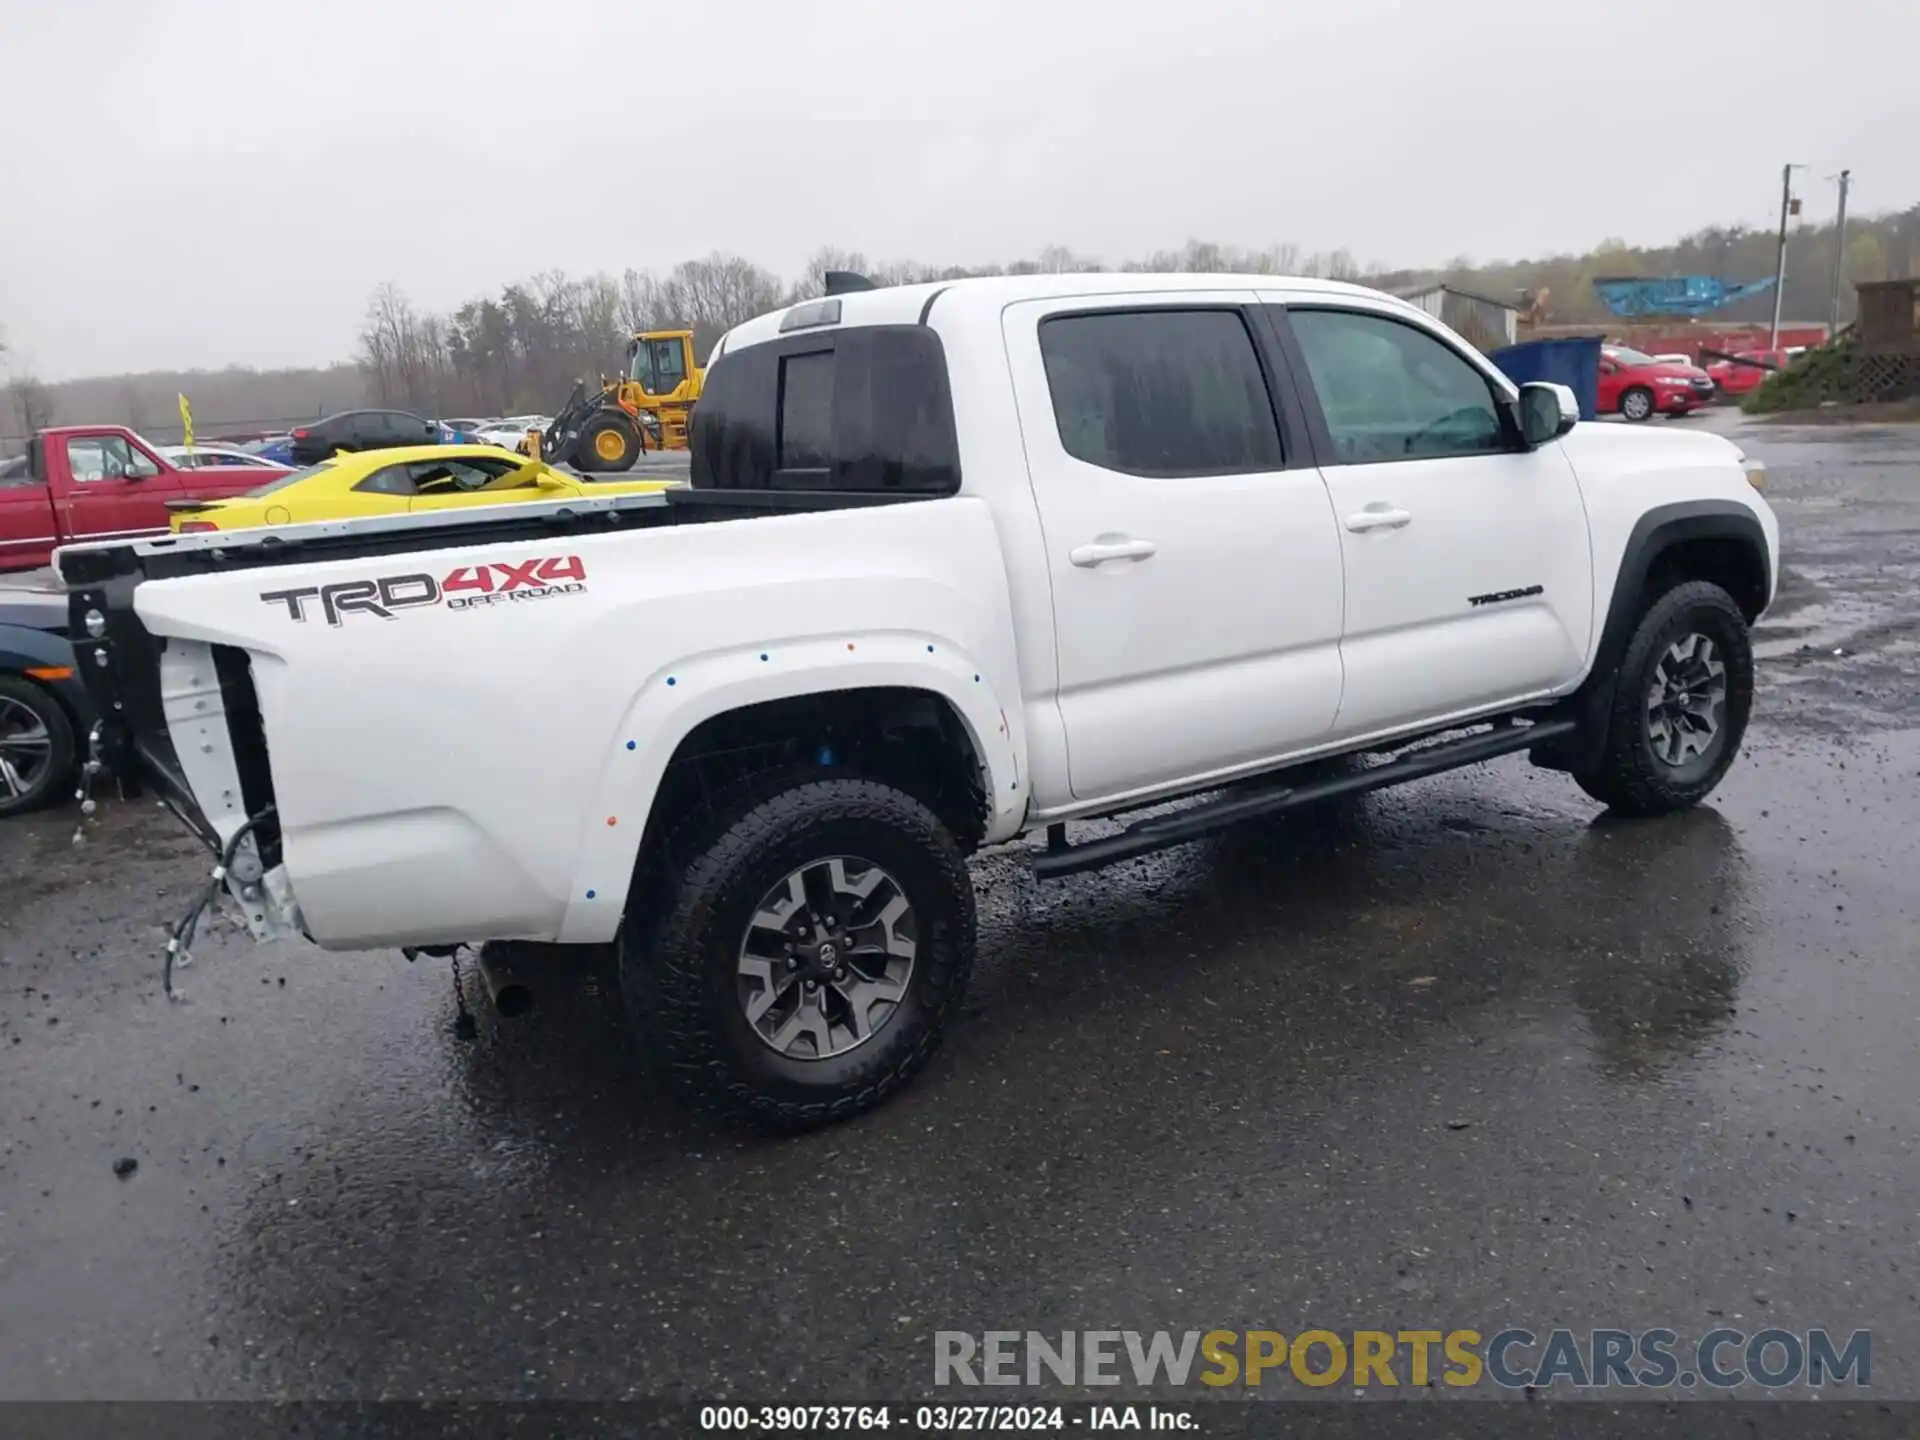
left=261, top=555, right=587, bottom=626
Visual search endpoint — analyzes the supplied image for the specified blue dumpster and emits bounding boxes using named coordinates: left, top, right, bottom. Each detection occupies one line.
left=1489, top=337, right=1601, bottom=422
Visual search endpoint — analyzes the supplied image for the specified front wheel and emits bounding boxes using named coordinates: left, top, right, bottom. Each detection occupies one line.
left=1619, top=385, right=1655, bottom=422
left=622, top=776, right=977, bottom=1130
left=0, top=675, right=76, bottom=818
left=576, top=412, right=641, bottom=473
left=1574, top=580, right=1753, bottom=816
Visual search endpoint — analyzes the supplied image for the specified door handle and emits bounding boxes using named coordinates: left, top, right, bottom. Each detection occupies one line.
left=1069, top=536, right=1158, bottom=567
left=1345, top=504, right=1412, bottom=533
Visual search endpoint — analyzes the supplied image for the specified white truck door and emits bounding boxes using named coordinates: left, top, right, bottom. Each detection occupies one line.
left=1271, top=300, right=1595, bottom=738
left=1003, top=294, right=1346, bottom=802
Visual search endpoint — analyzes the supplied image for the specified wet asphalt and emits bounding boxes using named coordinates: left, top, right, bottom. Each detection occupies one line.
left=1, top=414, right=1916, bottom=1403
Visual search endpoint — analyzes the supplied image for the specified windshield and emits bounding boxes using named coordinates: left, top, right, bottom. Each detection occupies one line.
left=245, top=460, right=334, bottom=496
left=1607, top=347, right=1657, bottom=366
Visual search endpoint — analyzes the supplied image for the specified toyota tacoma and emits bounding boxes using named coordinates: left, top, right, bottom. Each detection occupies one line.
left=59, top=273, right=1777, bottom=1129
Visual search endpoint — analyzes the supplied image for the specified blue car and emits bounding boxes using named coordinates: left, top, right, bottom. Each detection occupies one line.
left=242, top=436, right=298, bottom=467
left=0, top=586, right=95, bottom=817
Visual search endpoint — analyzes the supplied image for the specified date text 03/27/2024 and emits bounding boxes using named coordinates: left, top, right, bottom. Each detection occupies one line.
left=697, top=1405, right=1191, bottom=1432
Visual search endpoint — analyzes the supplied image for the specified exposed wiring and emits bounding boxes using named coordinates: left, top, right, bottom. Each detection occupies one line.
left=163, top=804, right=276, bottom=1002
left=69, top=724, right=107, bottom=849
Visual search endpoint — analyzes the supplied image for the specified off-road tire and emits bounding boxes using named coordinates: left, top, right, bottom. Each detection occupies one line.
left=0, top=674, right=76, bottom=818
left=1575, top=580, right=1752, bottom=816
left=1620, top=385, right=1656, bottom=422
left=576, top=412, right=641, bottom=474
left=622, top=776, right=976, bottom=1131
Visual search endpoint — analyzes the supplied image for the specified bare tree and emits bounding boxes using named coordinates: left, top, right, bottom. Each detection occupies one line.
left=7, top=371, right=55, bottom=435
left=618, top=267, right=668, bottom=332
left=654, top=253, right=785, bottom=358
left=787, top=248, right=872, bottom=303
left=120, top=381, right=152, bottom=436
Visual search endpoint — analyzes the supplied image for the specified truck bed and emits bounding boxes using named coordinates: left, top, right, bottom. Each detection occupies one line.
left=58, top=485, right=945, bottom=869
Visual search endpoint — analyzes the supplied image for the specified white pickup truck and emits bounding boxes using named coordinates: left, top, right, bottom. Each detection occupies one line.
left=60, top=273, right=1777, bottom=1129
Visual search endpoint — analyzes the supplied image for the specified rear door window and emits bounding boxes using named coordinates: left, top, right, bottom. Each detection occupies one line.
left=692, top=325, right=960, bottom=494
left=1036, top=309, right=1283, bottom=476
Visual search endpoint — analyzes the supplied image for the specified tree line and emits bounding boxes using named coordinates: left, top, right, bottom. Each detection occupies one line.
left=354, top=241, right=1366, bottom=418
left=7, top=206, right=1918, bottom=448
left=355, top=207, right=1920, bottom=420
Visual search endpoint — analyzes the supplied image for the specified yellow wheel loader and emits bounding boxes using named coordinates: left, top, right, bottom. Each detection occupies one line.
left=533, top=329, right=704, bottom=473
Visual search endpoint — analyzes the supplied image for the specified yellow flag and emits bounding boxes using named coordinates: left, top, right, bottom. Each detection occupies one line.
left=178, top=393, right=193, bottom=449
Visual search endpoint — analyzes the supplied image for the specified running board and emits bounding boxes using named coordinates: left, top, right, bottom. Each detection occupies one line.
left=1030, top=718, right=1578, bottom=880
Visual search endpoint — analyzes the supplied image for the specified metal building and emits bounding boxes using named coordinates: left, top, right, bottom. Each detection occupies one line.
left=1395, top=283, right=1524, bottom=353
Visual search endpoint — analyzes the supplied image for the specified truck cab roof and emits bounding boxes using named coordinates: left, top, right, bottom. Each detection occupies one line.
left=717, top=273, right=1401, bottom=357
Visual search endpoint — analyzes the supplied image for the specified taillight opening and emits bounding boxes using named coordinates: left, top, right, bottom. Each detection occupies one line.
left=178, top=521, right=218, bottom=533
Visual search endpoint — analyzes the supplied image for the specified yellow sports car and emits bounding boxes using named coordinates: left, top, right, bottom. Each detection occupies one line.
left=168, top=445, right=679, bottom=533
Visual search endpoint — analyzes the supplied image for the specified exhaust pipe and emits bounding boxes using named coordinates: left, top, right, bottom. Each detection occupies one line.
left=476, top=942, right=535, bottom=1019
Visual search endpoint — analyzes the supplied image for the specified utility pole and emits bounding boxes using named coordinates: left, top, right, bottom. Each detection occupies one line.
left=1827, top=169, right=1852, bottom=337
left=1770, top=163, right=1805, bottom=348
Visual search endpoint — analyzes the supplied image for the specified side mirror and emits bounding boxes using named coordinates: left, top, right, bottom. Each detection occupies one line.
left=1518, top=382, right=1579, bottom=447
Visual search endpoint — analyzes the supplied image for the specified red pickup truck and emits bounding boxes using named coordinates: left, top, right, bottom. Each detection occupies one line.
left=0, top=426, right=286, bottom=573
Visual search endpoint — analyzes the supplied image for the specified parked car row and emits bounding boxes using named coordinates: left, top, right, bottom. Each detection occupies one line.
left=0, top=400, right=654, bottom=578
left=248, top=409, right=555, bottom=464
left=474, top=416, right=554, bottom=452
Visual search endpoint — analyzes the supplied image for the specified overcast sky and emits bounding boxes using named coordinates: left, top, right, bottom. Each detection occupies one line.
left=3, top=0, right=1914, bottom=380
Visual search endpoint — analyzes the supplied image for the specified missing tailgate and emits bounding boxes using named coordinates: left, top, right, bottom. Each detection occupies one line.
left=210, top=643, right=281, bottom=870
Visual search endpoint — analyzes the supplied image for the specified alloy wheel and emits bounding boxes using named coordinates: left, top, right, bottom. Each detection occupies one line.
left=737, top=856, right=918, bottom=1060
left=0, top=695, right=55, bottom=803
left=1645, top=632, right=1727, bottom=767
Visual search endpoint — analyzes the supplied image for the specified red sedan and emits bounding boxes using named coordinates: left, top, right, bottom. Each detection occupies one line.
left=1597, top=346, right=1716, bottom=421
left=1705, top=349, right=1793, bottom=400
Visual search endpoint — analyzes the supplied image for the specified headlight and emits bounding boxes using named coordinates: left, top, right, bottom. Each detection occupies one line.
left=83, top=609, right=107, bottom=638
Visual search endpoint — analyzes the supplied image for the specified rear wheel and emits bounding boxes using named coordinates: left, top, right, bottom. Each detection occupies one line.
left=1574, top=580, right=1752, bottom=816
left=576, top=411, right=641, bottom=474
left=0, top=675, right=76, bottom=818
left=1620, top=385, right=1655, bottom=422
left=622, top=775, right=976, bottom=1130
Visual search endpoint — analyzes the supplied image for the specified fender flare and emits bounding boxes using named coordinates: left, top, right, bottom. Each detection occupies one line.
left=1536, top=501, right=1770, bottom=775
left=550, top=634, right=1025, bottom=944
left=1592, top=501, right=1771, bottom=681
